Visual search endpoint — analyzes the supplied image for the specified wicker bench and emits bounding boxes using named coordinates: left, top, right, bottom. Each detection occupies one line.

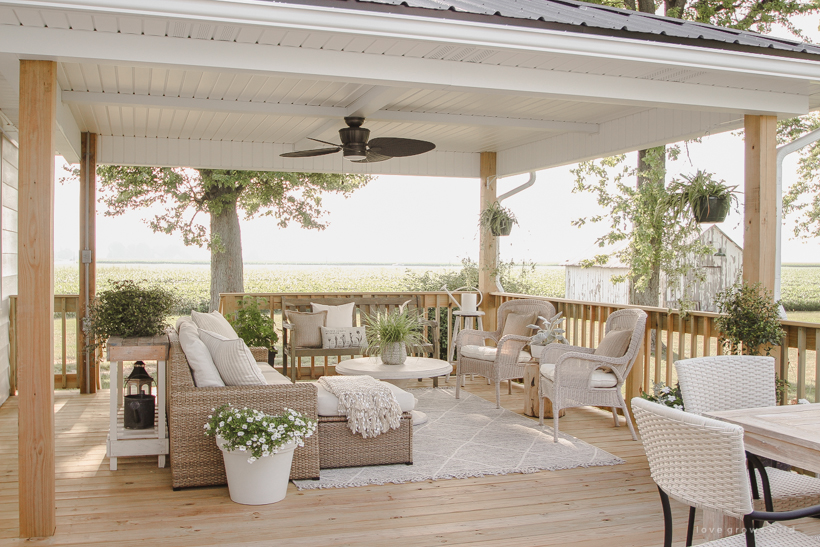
left=282, top=295, right=440, bottom=381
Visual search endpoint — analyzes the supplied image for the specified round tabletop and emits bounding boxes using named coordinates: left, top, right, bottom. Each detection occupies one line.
left=335, top=356, right=452, bottom=380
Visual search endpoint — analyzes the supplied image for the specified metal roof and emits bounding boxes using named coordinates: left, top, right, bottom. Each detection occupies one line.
left=298, top=0, right=820, bottom=57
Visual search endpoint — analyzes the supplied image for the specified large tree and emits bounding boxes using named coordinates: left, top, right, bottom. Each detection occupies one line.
left=781, top=114, right=820, bottom=240
left=575, top=0, right=816, bottom=306
left=94, top=167, right=370, bottom=310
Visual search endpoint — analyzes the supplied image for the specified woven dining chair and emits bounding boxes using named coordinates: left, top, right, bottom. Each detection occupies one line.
left=633, top=397, right=820, bottom=547
left=455, top=299, right=556, bottom=408
left=538, top=308, right=646, bottom=442
left=675, top=356, right=820, bottom=514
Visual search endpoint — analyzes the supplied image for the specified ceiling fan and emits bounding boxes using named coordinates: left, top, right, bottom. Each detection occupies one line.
left=280, top=117, right=436, bottom=163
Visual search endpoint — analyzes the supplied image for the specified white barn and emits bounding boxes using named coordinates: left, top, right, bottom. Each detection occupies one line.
left=565, top=225, right=743, bottom=311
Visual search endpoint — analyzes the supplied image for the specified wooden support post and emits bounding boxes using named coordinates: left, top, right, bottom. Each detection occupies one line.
left=478, top=152, right=498, bottom=332
left=17, top=60, right=57, bottom=538
left=743, top=115, right=777, bottom=292
left=78, top=133, right=97, bottom=394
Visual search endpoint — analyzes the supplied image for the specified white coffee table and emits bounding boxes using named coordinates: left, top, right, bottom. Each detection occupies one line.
left=335, top=356, right=452, bottom=425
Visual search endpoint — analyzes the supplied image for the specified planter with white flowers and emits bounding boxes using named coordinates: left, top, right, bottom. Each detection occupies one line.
left=205, top=404, right=316, bottom=505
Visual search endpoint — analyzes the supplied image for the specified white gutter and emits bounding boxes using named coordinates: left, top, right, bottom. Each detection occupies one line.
left=8, top=0, right=820, bottom=82
left=497, top=172, right=537, bottom=202
left=775, top=128, right=820, bottom=310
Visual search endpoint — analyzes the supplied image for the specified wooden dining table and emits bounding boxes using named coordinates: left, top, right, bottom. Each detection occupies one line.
left=701, top=403, right=820, bottom=540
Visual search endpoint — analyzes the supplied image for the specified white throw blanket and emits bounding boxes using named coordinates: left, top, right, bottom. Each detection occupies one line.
left=317, top=376, right=402, bottom=438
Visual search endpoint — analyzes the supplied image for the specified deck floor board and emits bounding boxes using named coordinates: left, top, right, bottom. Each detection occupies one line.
left=1, top=379, right=819, bottom=545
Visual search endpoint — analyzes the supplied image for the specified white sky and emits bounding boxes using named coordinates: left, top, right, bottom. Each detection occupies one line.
left=53, top=15, right=820, bottom=266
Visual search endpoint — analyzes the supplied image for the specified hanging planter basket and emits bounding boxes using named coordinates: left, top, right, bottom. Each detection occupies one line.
left=693, top=196, right=730, bottom=223
left=491, top=217, right=514, bottom=236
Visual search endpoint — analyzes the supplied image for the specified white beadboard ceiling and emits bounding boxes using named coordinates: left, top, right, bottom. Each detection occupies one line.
left=0, top=1, right=818, bottom=176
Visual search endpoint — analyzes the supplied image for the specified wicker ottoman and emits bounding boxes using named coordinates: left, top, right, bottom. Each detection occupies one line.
left=318, top=412, right=413, bottom=469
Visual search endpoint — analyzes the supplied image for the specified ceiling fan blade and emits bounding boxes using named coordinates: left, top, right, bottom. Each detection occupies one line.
left=367, top=138, right=435, bottom=158
left=308, top=137, right=343, bottom=147
left=351, top=150, right=393, bottom=163
left=280, top=147, right=340, bottom=158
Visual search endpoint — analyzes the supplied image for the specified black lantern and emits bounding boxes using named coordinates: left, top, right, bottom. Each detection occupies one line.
left=125, top=361, right=154, bottom=396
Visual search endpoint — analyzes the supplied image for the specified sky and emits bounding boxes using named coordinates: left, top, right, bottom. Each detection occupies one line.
left=53, top=16, right=820, bottom=266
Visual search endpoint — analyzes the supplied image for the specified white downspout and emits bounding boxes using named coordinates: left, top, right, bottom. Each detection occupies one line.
left=490, top=171, right=537, bottom=292
left=776, top=128, right=820, bottom=313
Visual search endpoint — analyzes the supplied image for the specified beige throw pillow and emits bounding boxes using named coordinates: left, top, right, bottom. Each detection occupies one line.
left=501, top=312, right=537, bottom=339
left=311, top=302, right=355, bottom=328
left=199, top=329, right=267, bottom=386
left=594, top=329, right=633, bottom=358
left=285, top=310, right=327, bottom=348
left=191, top=310, right=238, bottom=339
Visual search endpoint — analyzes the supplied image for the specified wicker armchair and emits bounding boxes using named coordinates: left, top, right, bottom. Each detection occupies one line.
left=675, top=356, right=820, bottom=514
left=633, top=397, right=820, bottom=547
left=538, top=308, right=646, bottom=442
left=455, top=299, right=556, bottom=408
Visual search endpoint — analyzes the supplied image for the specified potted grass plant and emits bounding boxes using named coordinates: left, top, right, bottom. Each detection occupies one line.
left=227, top=297, right=279, bottom=365
left=479, top=201, right=518, bottom=236
left=205, top=404, right=316, bottom=505
left=666, top=170, right=739, bottom=224
left=362, top=307, right=426, bottom=365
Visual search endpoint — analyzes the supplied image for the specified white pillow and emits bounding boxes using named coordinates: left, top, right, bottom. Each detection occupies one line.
left=191, top=310, right=238, bottom=339
left=175, top=316, right=193, bottom=331
left=199, top=329, right=267, bottom=386
left=311, top=302, right=355, bottom=328
left=177, top=322, right=225, bottom=387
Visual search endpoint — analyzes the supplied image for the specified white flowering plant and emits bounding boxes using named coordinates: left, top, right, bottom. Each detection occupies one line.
left=641, top=382, right=685, bottom=410
left=204, top=404, right=316, bottom=463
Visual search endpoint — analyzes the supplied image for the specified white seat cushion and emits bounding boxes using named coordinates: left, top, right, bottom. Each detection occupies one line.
left=460, top=344, right=532, bottom=363
left=178, top=321, right=225, bottom=387
left=256, top=363, right=291, bottom=385
left=315, top=381, right=415, bottom=416
left=540, top=362, right=617, bottom=388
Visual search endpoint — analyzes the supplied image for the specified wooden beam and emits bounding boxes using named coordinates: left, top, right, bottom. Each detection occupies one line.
left=478, top=152, right=498, bottom=332
left=17, top=59, right=56, bottom=538
left=78, top=133, right=97, bottom=394
left=743, top=115, right=777, bottom=292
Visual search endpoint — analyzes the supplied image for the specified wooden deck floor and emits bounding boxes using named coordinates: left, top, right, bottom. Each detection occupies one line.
left=1, top=379, right=820, bottom=546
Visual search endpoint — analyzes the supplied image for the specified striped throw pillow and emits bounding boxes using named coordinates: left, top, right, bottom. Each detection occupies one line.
left=191, top=310, right=238, bottom=339
left=199, top=329, right=267, bottom=386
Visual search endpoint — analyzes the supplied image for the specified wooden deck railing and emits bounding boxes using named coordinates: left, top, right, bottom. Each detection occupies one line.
left=494, top=292, right=820, bottom=405
left=9, top=295, right=82, bottom=392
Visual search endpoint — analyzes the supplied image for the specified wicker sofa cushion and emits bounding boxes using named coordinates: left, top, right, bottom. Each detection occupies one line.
left=178, top=321, right=225, bottom=387
left=192, top=310, right=238, bottom=339
left=256, top=363, right=292, bottom=385
left=316, top=382, right=415, bottom=416
left=460, top=344, right=532, bottom=363
left=311, top=301, right=355, bottom=328
left=200, top=329, right=267, bottom=386
left=540, top=362, right=617, bottom=388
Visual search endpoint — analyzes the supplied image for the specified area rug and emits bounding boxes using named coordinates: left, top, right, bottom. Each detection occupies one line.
left=293, top=387, right=624, bottom=490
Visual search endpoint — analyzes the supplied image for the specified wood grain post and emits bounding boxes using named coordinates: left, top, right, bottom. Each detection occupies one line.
left=743, top=115, right=777, bottom=292
left=78, top=133, right=96, bottom=394
left=478, top=152, right=498, bottom=332
left=17, top=60, right=57, bottom=538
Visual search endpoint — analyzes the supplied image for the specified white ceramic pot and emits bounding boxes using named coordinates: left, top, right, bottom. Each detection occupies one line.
left=217, top=436, right=296, bottom=505
left=381, top=342, right=407, bottom=365
left=530, top=344, right=545, bottom=360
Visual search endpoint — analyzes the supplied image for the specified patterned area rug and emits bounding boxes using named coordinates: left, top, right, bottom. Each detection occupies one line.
left=293, top=387, right=624, bottom=490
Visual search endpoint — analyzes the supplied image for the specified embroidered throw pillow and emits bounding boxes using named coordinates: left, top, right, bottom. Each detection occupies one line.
left=311, top=302, right=355, bottom=328
left=320, top=326, right=367, bottom=349
left=191, top=310, right=238, bottom=339
left=199, top=329, right=267, bottom=386
left=285, top=310, right=327, bottom=348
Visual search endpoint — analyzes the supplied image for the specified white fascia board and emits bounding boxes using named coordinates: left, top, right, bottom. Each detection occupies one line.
left=55, top=85, right=81, bottom=163
left=9, top=0, right=820, bottom=83
left=0, top=25, right=810, bottom=116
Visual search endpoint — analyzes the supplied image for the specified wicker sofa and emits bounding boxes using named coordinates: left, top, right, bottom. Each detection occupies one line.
left=168, top=327, right=414, bottom=489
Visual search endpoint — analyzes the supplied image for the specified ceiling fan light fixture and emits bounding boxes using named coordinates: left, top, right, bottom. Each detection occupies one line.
left=343, top=143, right=368, bottom=161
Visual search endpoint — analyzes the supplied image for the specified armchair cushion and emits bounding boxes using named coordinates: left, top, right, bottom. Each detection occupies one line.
left=311, top=301, right=355, bottom=328
left=501, top=312, right=537, bottom=338
left=191, top=310, right=238, bottom=339
left=461, top=344, right=532, bottom=363
left=540, top=362, right=617, bottom=388
left=594, top=329, right=632, bottom=358
left=285, top=310, right=327, bottom=348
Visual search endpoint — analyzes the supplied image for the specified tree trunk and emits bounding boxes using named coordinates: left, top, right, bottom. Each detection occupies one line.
left=210, top=198, right=244, bottom=311
left=630, top=147, right=665, bottom=308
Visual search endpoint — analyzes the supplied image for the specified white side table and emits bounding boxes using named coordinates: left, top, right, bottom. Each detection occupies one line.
left=106, top=335, right=170, bottom=471
left=448, top=310, right=485, bottom=364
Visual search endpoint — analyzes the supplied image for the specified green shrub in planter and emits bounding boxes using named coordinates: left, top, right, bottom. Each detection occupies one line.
left=715, top=280, right=785, bottom=356
left=227, top=297, right=279, bottom=354
left=85, top=279, right=177, bottom=348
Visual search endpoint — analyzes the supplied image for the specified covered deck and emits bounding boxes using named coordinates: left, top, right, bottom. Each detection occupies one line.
left=5, top=378, right=819, bottom=547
